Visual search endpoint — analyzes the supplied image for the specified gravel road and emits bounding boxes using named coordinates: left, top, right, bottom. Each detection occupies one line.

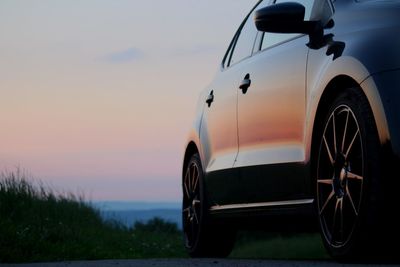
left=1, top=259, right=398, bottom=267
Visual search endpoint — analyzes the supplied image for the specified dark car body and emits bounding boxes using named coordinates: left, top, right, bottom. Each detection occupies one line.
left=182, top=0, right=400, bottom=259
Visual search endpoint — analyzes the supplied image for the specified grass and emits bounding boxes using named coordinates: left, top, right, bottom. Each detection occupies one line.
left=0, top=170, right=329, bottom=263
left=0, top=171, right=185, bottom=263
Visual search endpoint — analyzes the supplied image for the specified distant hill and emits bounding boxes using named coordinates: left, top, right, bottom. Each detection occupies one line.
left=91, top=201, right=182, bottom=229
left=100, top=209, right=182, bottom=229
left=92, top=201, right=181, bottom=211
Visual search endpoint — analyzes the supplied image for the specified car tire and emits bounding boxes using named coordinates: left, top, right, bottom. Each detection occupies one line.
left=182, top=153, right=236, bottom=258
left=315, top=88, right=386, bottom=260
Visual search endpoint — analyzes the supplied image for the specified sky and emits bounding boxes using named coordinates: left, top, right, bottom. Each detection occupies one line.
left=0, top=0, right=258, bottom=201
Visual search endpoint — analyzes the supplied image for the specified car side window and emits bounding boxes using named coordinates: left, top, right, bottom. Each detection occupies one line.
left=228, top=1, right=269, bottom=67
left=260, top=0, right=315, bottom=51
left=222, top=36, right=236, bottom=69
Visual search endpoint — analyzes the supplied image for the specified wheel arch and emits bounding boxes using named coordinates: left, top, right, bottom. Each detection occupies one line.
left=307, top=74, right=389, bottom=194
left=310, top=74, right=390, bottom=163
left=310, top=75, right=361, bottom=165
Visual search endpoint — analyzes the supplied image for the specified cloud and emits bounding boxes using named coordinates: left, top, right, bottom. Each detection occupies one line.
left=103, top=47, right=144, bottom=63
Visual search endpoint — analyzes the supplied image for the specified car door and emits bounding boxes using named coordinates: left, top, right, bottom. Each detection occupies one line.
left=234, top=0, right=315, bottom=203
left=200, top=2, right=264, bottom=206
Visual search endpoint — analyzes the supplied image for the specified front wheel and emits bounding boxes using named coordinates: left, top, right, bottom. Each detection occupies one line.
left=315, top=88, right=384, bottom=259
left=182, top=153, right=235, bottom=257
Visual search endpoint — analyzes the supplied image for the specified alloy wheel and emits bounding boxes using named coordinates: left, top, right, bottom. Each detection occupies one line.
left=317, top=105, right=364, bottom=248
left=182, top=160, right=201, bottom=249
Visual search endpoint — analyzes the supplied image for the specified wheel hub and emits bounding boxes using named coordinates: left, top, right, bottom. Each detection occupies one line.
left=187, top=199, right=197, bottom=221
left=333, top=153, right=347, bottom=198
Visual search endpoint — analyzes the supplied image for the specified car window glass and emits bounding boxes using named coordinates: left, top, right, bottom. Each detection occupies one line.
left=261, top=0, right=314, bottom=51
left=229, top=2, right=268, bottom=66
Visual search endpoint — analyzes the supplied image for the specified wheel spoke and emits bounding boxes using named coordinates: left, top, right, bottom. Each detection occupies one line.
left=192, top=208, right=199, bottom=224
left=184, top=170, right=190, bottom=198
left=341, top=110, right=350, bottom=152
left=331, top=198, right=340, bottom=241
left=333, top=113, right=337, bottom=155
left=320, top=190, right=335, bottom=215
left=346, top=186, right=358, bottom=216
left=191, top=166, right=197, bottom=193
left=339, top=198, right=344, bottom=242
left=345, top=129, right=360, bottom=158
left=318, top=179, right=333, bottom=185
left=323, top=136, right=334, bottom=165
left=182, top=207, right=190, bottom=214
left=192, top=172, right=199, bottom=193
left=184, top=208, right=192, bottom=223
left=189, top=165, right=195, bottom=192
left=347, top=171, right=363, bottom=180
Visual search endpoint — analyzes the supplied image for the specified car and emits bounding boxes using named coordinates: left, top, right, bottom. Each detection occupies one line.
left=182, top=0, right=400, bottom=260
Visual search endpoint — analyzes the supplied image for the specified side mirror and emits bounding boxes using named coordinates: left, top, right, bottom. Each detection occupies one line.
left=254, top=2, right=316, bottom=34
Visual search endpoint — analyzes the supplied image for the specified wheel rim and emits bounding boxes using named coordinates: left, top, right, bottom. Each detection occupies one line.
left=182, top=160, right=201, bottom=249
left=317, top=105, right=364, bottom=248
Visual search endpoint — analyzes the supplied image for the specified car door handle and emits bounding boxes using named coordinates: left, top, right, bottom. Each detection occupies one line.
left=206, top=90, right=214, bottom=107
left=239, top=74, right=251, bottom=93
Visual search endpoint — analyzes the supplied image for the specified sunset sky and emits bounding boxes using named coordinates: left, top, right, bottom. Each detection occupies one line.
left=0, top=0, right=258, bottom=201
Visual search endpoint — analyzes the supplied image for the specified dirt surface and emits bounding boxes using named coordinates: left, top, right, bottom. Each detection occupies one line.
left=1, top=259, right=398, bottom=267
